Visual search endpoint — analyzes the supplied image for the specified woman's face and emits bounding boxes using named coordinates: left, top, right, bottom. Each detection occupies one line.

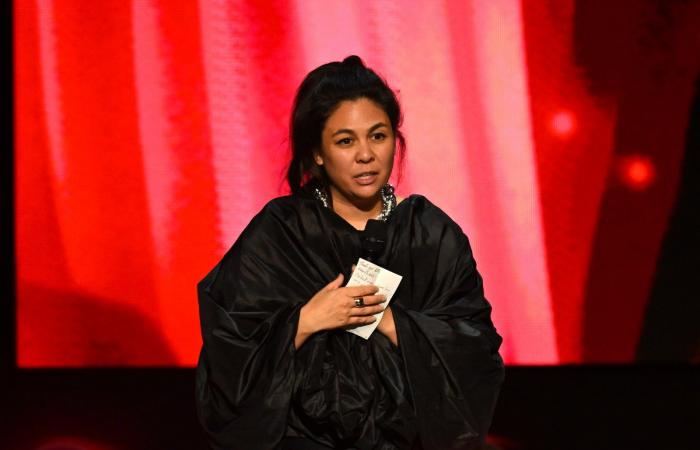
left=315, top=97, right=395, bottom=208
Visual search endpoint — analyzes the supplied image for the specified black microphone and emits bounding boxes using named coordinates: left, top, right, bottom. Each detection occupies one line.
left=360, top=219, right=388, bottom=263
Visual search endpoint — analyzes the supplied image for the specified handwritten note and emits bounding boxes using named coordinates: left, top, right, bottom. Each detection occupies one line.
left=344, top=258, right=403, bottom=339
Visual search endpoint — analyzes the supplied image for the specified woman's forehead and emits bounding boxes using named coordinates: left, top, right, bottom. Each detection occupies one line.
left=325, top=99, right=390, bottom=132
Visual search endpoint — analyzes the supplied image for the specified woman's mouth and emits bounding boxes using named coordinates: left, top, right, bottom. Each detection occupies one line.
left=353, top=171, right=378, bottom=185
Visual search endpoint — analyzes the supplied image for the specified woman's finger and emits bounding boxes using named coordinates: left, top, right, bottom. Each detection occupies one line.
left=345, top=293, right=385, bottom=308
left=344, top=315, right=377, bottom=326
left=348, top=304, right=385, bottom=316
left=345, top=284, right=380, bottom=298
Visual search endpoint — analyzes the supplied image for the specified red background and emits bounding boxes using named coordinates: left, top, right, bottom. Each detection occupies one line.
left=14, top=0, right=700, bottom=366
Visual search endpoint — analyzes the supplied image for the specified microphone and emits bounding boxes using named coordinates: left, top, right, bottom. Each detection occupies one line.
left=360, top=219, right=388, bottom=263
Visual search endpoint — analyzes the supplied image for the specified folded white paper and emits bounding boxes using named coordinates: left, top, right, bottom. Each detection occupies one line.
left=344, top=258, right=403, bottom=339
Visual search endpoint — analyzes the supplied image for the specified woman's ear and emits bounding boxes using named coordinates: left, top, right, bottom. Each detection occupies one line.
left=313, top=151, right=324, bottom=166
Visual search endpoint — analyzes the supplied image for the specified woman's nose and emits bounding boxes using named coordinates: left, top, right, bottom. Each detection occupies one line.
left=356, top=139, right=374, bottom=162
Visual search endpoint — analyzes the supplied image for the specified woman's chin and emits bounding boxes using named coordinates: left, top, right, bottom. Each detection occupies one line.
left=330, top=179, right=386, bottom=206
left=351, top=185, right=382, bottom=199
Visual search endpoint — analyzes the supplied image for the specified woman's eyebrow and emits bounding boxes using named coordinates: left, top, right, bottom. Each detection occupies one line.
left=331, top=122, right=388, bottom=137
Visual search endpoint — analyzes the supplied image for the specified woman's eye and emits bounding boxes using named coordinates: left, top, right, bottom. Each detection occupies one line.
left=336, top=137, right=352, bottom=145
left=372, top=133, right=386, bottom=141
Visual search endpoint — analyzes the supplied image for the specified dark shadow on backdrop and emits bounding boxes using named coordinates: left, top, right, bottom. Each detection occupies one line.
left=18, top=283, right=177, bottom=366
left=575, top=0, right=700, bottom=362
left=1, top=0, right=15, bottom=380
left=636, top=76, right=700, bottom=362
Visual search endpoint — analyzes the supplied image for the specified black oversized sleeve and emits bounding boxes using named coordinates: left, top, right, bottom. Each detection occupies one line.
left=194, top=204, right=315, bottom=450
left=391, top=218, right=505, bottom=450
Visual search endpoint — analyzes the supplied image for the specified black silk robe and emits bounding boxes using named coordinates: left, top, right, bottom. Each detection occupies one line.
left=195, top=191, right=505, bottom=450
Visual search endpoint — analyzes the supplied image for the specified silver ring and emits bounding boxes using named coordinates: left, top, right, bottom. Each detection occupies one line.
left=354, top=297, right=364, bottom=307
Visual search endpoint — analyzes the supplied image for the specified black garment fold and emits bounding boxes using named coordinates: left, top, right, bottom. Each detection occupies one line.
left=195, top=192, right=505, bottom=450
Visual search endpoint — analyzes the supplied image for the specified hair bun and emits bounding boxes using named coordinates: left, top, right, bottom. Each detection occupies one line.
left=342, top=55, right=365, bottom=67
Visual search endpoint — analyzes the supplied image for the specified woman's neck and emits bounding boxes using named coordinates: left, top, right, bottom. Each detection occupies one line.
left=330, top=190, right=382, bottom=230
left=328, top=187, right=404, bottom=231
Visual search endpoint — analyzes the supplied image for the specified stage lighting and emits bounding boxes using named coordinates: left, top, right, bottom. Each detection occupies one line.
left=550, top=110, right=576, bottom=138
left=616, top=154, right=656, bottom=191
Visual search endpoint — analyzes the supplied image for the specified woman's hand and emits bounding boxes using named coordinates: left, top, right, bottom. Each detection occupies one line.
left=295, top=273, right=386, bottom=349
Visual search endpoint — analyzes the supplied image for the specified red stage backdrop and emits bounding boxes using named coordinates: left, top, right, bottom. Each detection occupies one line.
left=14, top=0, right=700, bottom=366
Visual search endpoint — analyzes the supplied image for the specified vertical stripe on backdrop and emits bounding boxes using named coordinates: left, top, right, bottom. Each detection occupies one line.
left=131, top=0, right=221, bottom=364
left=459, top=0, right=557, bottom=363
left=15, top=0, right=74, bottom=366
left=198, top=0, right=303, bottom=253
left=520, top=1, right=618, bottom=362
left=36, top=0, right=66, bottom=184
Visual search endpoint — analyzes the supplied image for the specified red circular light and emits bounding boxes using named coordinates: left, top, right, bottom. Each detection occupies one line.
left=617, top=155, right=656, bottom=191
left=551, top=111, right=575, bottom=137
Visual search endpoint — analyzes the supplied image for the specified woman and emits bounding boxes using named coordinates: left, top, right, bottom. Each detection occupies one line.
left=195, top=55, right=505, bottom=450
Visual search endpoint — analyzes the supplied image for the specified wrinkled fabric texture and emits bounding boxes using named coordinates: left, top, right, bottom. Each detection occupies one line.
left=195, top=190, right=505, bottom=450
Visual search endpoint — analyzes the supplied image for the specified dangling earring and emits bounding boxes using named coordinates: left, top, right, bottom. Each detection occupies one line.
left=313, top=183, right=330, bottom=208
left=377, top=183, right=397, bottom=221
left=311, top=155, right=331, bottom=207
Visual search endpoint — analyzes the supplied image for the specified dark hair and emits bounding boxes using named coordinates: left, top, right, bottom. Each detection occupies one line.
left=286, top=55, right=406, bottom=194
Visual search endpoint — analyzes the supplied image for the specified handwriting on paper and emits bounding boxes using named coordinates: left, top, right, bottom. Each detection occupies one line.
left=344, top=258, right=402, bottom=340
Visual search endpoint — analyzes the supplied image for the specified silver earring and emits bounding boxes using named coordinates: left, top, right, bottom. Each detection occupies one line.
left=313, top=184, right=330, bottom=208
left=377, top=183, right=397, bottom=221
